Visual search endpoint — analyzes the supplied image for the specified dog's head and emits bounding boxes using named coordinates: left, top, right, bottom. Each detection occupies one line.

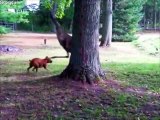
left=45, top=56, right=52, bottom=63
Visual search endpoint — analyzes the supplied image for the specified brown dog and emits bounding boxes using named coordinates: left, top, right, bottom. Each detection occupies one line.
left=27, top=56, right=52, bottom=72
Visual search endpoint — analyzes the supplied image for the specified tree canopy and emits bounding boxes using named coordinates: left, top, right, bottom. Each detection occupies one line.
left=41, top=0, right=72, bottom=18
left=0, top=0, right=28, bottom=34
left=112, top=0, right=147, bottom=42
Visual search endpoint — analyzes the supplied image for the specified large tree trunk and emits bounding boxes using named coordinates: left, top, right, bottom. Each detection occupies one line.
left=60, top=0, right=105, bottom=84
left=100, top=0, right=112, bottom=47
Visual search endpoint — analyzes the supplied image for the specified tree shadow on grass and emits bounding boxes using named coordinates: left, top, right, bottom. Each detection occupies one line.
left=0, top=76, right=108, bottom=119
left=1, top=76, right=160, bottom=119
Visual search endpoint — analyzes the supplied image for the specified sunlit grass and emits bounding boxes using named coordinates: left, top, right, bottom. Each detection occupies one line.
left=103, top=62, right=160, bottom=92
left=133, top=34, right=160, bottom=56
left=1, top=55, right=160, bottom=92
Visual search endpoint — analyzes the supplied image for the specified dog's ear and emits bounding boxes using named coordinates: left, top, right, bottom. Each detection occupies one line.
left=45, top=56, right=48, bottom=59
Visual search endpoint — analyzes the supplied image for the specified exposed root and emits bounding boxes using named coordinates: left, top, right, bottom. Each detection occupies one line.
left=99, top=39, right=111, bottom=47
left=99, top=39, right=105, bottom=47
left=60, top=64, right=106, bottom=85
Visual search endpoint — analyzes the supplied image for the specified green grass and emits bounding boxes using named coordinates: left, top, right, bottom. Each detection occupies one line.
left=42, top=91, right=148, bottom=120
left=0, top=58, right=67, bottom=82
left=104, top=63, right=160, bottom=92
left=105, top=92, right=147, bottom=119
left=1, top=57, right=160, bottom=92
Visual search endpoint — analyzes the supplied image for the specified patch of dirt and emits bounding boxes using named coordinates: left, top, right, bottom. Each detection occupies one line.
left=0, top=32, right=57, bottom=48
left=0, top=45, right=22, bottom=53
left=1, top=32, right=159, bottom=63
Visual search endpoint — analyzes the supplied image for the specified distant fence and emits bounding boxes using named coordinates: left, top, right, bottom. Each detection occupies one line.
left=0, top=20, right=16, bottom=31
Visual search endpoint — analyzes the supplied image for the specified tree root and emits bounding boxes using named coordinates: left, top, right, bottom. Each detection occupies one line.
left=59, top=64, right=106, bottom=84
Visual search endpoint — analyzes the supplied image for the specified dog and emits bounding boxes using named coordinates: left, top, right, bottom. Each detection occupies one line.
left=27, top=56, right=52, bottom=72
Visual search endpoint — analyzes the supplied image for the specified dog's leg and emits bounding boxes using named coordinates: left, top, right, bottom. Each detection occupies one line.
left=27, top=66, right=32, bottom=72
left=32, top=67, right=36, bottom=71
left=36, top=68, right=38, bottom=72
left=43, top=65, right=49, bottom=71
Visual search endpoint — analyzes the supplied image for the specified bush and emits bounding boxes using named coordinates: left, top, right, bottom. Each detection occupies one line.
left=0, top=26, right=10, bottom=34
left=17, top=3, right=73, bottom=33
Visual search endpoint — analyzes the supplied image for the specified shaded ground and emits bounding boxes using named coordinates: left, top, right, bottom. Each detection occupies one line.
left=0, top=32, right=160, bottom=119
left=1, top=77, right=160, bottom=120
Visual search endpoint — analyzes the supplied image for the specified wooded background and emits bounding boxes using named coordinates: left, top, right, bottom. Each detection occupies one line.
left=0, top=0, right=160, bottom=42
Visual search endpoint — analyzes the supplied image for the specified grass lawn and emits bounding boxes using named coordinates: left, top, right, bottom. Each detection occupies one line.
left=133, top=32, right=160, bottom=57
left=0, top=32, right=160, bottom=120
left=105, top=63, right=160, bottom=92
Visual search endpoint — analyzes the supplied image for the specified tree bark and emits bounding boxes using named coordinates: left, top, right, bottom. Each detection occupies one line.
left=143, top=5, right=146, bottom=29
left=159, top=11, right=160, bottom=29
left=100, top=0, right=112, bottom=47
left=60, top=0, right=105, bottom=84
left=153, top=0, right=157, bottom=30
left=51, top=3, right=57, bottom=32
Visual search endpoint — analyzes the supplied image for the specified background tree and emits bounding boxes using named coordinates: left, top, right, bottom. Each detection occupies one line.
left=18, top=4, right=53, bottom=32
left=112, top=0, right=146, bottom=42
left=18, top=0, right=73, bottom=32
left=42, top=0, right=72, bottom=18
left=60, top=0, right=105, bottom=84
left=0, top=0, right=28, bottom=34
left=100, top=0, right=112, bottom=47
left=59, top=3, right=74, bottom=32
left=141, top=0, right=160, bottom=30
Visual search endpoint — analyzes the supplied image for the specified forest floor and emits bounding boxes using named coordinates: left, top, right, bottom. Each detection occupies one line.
left=0, top=32, right=160, bottom=120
